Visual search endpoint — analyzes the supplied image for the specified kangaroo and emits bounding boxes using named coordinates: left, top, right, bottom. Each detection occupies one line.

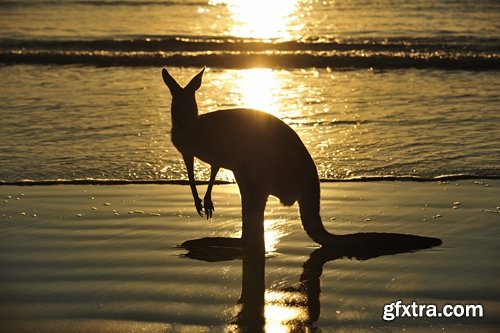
left=162, top=67, right=342, bottom=249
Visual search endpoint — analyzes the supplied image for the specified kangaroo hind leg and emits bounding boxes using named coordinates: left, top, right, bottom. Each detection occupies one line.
left=240, top=189, right=268, bottom=254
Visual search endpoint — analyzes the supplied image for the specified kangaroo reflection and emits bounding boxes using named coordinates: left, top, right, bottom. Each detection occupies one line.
left=181, top=232, right=441, bottom=331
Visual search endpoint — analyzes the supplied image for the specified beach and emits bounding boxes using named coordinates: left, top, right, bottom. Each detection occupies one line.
left=1, top=1, right=499, bottom=332
left=1, top=181, right=499, bottom=332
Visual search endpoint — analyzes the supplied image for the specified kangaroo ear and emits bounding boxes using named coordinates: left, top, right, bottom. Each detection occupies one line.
left=162, top=68, right=182, bottom=95
left=185, top=67, right=205, bottom=93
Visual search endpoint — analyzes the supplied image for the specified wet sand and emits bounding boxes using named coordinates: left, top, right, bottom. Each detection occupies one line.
left=0, top=181, right=499, bottom=332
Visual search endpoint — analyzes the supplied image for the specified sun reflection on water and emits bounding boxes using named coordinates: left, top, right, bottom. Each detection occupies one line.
left=209, top=0, right=302, bottom=39
left=265, top=291, right=308, bottom=332
left=207, top=68, right=301, bottom=120
left=263, top=218, right=288, bottom=253
left=237, top=68, right=282, bottom=117
left=229, top=218, right=288, bottom=253
left=192, top=5, right=307, bottom=327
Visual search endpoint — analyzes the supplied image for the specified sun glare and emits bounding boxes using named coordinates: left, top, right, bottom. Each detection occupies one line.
left=229, top=218, right=287, bottom=253
left=265, top=291, right=307, bottom=332
left=209, top=0, right=301, bottom=39
left=237, top=68, right=283, bottom=116
left=263, top=218, right=288, bottom=252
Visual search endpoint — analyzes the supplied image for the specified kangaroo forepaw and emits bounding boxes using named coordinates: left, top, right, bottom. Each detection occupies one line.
left=204, top=196, right=215, bottom=220
left=194, top=197, right=204, bottom=217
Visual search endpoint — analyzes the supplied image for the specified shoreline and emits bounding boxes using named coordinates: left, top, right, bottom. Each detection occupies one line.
left=1, top=175, right=498, bottom=186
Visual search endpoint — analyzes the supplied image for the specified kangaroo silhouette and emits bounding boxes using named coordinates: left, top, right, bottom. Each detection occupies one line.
left=162, top=67, right=342, bottom=249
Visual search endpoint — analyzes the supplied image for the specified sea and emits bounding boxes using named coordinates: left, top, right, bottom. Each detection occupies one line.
left=1, top=0, right=499, bottom=183
left=1, top=2, right=500, bottom=331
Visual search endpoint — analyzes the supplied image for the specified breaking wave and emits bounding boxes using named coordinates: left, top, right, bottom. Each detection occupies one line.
left=1, top=36, right=498, bottom=70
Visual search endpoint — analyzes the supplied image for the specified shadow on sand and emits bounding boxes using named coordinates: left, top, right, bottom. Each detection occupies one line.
left=180, top=233, right=442, bottom=331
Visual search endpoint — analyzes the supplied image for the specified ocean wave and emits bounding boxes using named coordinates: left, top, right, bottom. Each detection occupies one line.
left=1, top=49, right=498, bottom=70
left=1, top=174, right=498, bottom=186
left=2, top=36, right=498, bottom=53
left=1, top=36, right=498, bottom=70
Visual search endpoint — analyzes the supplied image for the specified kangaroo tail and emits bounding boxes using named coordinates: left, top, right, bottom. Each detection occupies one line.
left=298, top=180, right=339, bottom=246
left=297, top=169, right=442, bottom=252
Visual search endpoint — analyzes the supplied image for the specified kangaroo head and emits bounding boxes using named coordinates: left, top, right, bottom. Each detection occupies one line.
left=162, top=67, right=204, bottom=127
